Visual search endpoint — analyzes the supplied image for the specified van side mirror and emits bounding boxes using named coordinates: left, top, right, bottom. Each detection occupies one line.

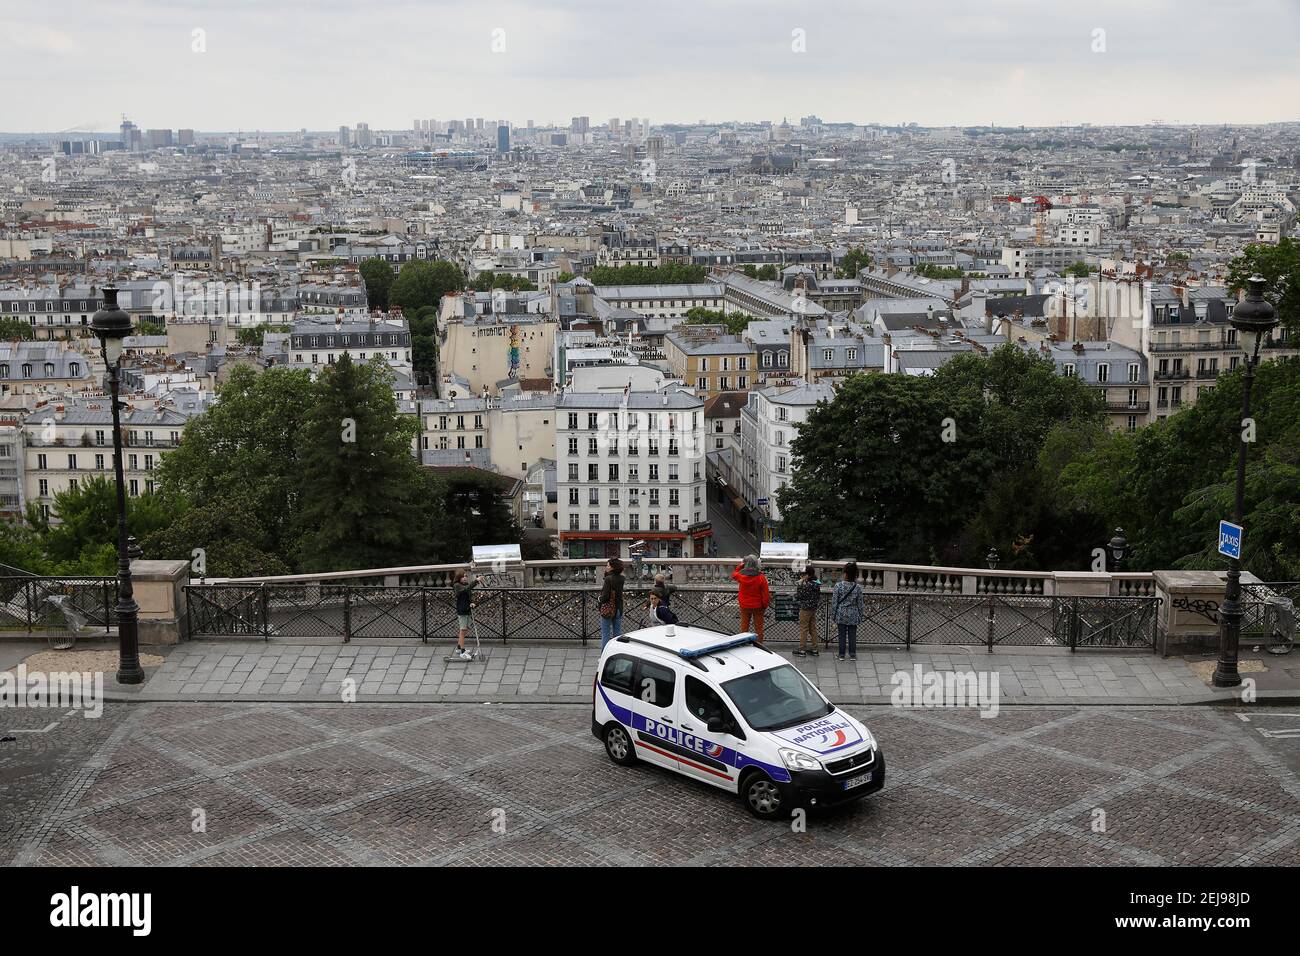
left=706, top=717, right=728, bottom=734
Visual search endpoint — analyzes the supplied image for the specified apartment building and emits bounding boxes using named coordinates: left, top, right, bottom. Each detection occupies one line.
left=0, top=285, right=104, bottom=341
left=0, top=341, right=95, bottom=396
left=0, top=421, right=23, bottom=516
left=1144, top=285, right=1300, bottom=419
left=789, top=317, right=886, bottom=384
left=419, top=392, right=556, bottom=479
left=736, top=382, right=834, bottom=540
left=663, top=328, right=757, bottom=399
left=1034, top=341, right=1150, bottom=432
left=289, top=315, right=412, bottom=370
left=588, top=283, right=724, bottom=319
left=22, top=397, right=188, bottom=520
left=745, top=320, right=793, bottom=382
left=555, top=391, right=710, bottom=559
left=439, top=313, right=557, bottom=397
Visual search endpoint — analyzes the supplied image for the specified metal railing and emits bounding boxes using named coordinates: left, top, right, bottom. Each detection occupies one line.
left=1243, top=582, right=1300, bottom=639
left=0, top=575, right=118, bottom=634
left=184, top=583, right=1159, bottom=651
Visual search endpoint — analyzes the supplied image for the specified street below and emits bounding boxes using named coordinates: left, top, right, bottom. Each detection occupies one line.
left=2, top=700, right=1296, bottom=866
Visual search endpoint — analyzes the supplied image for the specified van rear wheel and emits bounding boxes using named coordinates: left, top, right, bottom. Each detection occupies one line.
left=604, top=723, right=637, bottom=766
left=741, top=771, right=785, bottom=819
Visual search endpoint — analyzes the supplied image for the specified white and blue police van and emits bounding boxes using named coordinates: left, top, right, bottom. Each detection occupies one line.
left=592, top=624, right=884, bottom=819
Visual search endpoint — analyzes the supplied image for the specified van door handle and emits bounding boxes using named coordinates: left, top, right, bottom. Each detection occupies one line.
left=682, top=724, right=695, bottom=732
left=660, top=718, right=673, bottom=724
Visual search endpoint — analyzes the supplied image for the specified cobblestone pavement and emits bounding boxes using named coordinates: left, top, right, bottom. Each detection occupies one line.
left=3, top=702, right=1298, bottom=866
left=104, top=640, right=1276, bottom=705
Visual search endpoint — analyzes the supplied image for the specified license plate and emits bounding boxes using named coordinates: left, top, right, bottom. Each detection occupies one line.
left=843, top=771, right=873, bottom=790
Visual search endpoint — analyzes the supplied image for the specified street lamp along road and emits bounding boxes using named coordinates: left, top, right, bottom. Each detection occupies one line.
left=1107, top=528, right=1128, bottom=571
left=1213, top=276, right=1278, bottom=688
left=90, top=285, right=144, bottom=685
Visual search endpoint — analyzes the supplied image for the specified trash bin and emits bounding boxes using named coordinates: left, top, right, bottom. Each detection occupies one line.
left=1265, top=595, right=1296, bottom=656
left=42, top=594, right=89, bottom=651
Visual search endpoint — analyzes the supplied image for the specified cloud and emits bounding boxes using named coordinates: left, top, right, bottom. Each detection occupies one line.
left=3, top=0, right=1299, bottom=129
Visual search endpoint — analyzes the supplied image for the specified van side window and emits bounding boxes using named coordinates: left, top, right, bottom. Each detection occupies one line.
left=601, top=655, right=637, bottom=695
left=686, top=676, right=742, bottom=738
left=634, top=660, right=676, bottom=708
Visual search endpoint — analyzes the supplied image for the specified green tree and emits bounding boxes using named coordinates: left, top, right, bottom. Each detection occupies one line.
left=837, top=247, right=872, bottom=278
left=431, top=470, right=522, bottom=563
left=471, top=271, right=536, bottom=292
left=293, top=354, right=444, bottom=571
left=140, top=500, right=292, bottom=578
left=359, top=258, right=396, bottom=311
left=1062, top=261, right=1091, bottom=278
left=0, top=319, right=35, bottom=341
left=0, top=520, right=52, bottom=573
left=152, top=365, right=316, bottom=566
left=755, top=264, right=779, bottom=281
left=1059, top=357, right=1300, bottom=574
left=1226, top=238, right=1300, bottom=335
left=135, top=319, right=166, bottom=336
left=776, top=372, right=987, bottom=563
left=556, top=271, right=576, bottom=284
left=914, top=263, right=965, bottom=279
left=682, top=307, right=753, bottom=335
left=26, top=477, right=177, bottom=574
left=587, top=263, right=709, bottom=286
left=389, top=259, right=465, bottom=314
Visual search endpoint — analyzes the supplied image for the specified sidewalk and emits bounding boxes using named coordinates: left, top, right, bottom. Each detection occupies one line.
left=66, top=639, right=1300, bottom=706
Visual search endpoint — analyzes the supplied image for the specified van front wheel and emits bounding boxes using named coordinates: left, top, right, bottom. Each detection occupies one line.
left=741, top=771, right=785, bottom=819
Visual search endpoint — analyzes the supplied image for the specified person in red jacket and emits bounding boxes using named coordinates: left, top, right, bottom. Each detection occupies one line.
left=732, top=554, right=771, bottom=643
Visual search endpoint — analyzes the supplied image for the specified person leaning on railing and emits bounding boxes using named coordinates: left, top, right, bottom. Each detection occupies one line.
left=732, top=554, right=771, bottom=644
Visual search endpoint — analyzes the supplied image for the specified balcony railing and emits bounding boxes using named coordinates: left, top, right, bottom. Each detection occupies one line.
left=1149, top=342, right=1234, bottom=352
left=1105, top=402, right=1150, bottom=413
left=1154, top=369, right=1191, bottom=381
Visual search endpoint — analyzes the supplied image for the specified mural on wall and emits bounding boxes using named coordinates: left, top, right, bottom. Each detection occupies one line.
left=508, top=324, right=521, bottom=377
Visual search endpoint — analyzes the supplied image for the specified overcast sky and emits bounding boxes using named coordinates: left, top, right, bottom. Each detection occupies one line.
left=6, top=0, right=1299, bottom=132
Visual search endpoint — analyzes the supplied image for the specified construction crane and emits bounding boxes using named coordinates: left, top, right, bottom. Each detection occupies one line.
left=1033, top=195, right=1053, bottom=246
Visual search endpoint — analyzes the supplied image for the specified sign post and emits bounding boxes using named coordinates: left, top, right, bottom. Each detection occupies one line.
left=1217, top=521, right=1243, bottom=560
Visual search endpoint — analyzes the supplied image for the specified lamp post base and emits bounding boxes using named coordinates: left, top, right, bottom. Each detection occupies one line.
left=116, top=662, right=145, bottom=685
left=1211, top=665, right=1241, bottom=688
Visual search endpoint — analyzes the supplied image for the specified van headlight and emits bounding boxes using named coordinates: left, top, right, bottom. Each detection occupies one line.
left=779, top=748, right=823, bottom=772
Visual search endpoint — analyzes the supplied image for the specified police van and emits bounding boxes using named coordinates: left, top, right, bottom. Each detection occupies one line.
left=591, top=624, right=884, bottom=819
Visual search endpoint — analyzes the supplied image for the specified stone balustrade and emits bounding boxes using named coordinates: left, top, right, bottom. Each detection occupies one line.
left=208, top=556, right=1153, bottom=598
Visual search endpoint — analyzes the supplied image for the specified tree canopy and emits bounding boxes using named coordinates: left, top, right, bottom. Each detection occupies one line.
left=1226, top=238, right=1300, bottom=335
left=359, top=258, right=396, bottom=312
left=777, top=345, right=1105, bottom=568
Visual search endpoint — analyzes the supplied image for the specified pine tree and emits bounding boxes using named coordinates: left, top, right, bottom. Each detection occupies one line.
left=294, top=355, right=442, bottom=571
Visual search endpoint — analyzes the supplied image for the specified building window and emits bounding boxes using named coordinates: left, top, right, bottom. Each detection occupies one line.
left=1097, top=363, right=1109, bottom=383
left=589, top=513, right=600, bottom=531
left=569, top=513, right=580, bottom=530
left=1128, top=363, right=1140, bottom=382
left=1063, top=363, right=1076, bottom=377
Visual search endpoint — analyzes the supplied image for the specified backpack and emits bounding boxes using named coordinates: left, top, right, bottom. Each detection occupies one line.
left=652, top=604, right=679, bottom=626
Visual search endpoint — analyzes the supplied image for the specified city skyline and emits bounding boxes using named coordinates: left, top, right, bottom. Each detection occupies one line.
left=5, top=0, right=1300, bottom=133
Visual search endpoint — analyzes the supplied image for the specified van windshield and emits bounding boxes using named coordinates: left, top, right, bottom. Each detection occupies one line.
left=721, top=664, right=833, bottom=732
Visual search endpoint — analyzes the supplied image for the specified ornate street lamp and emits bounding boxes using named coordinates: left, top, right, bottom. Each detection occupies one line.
left=1107, top=528, right=1128, bottom=571
left=91, top=286, right=143, bottom=685
left=1213, top=276, right=1278, bottom=688
left=986, top=547, right=999, bottom=571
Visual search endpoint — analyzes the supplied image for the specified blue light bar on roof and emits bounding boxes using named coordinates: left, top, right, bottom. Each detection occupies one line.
left=678, top=633, right=760, bottom=658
